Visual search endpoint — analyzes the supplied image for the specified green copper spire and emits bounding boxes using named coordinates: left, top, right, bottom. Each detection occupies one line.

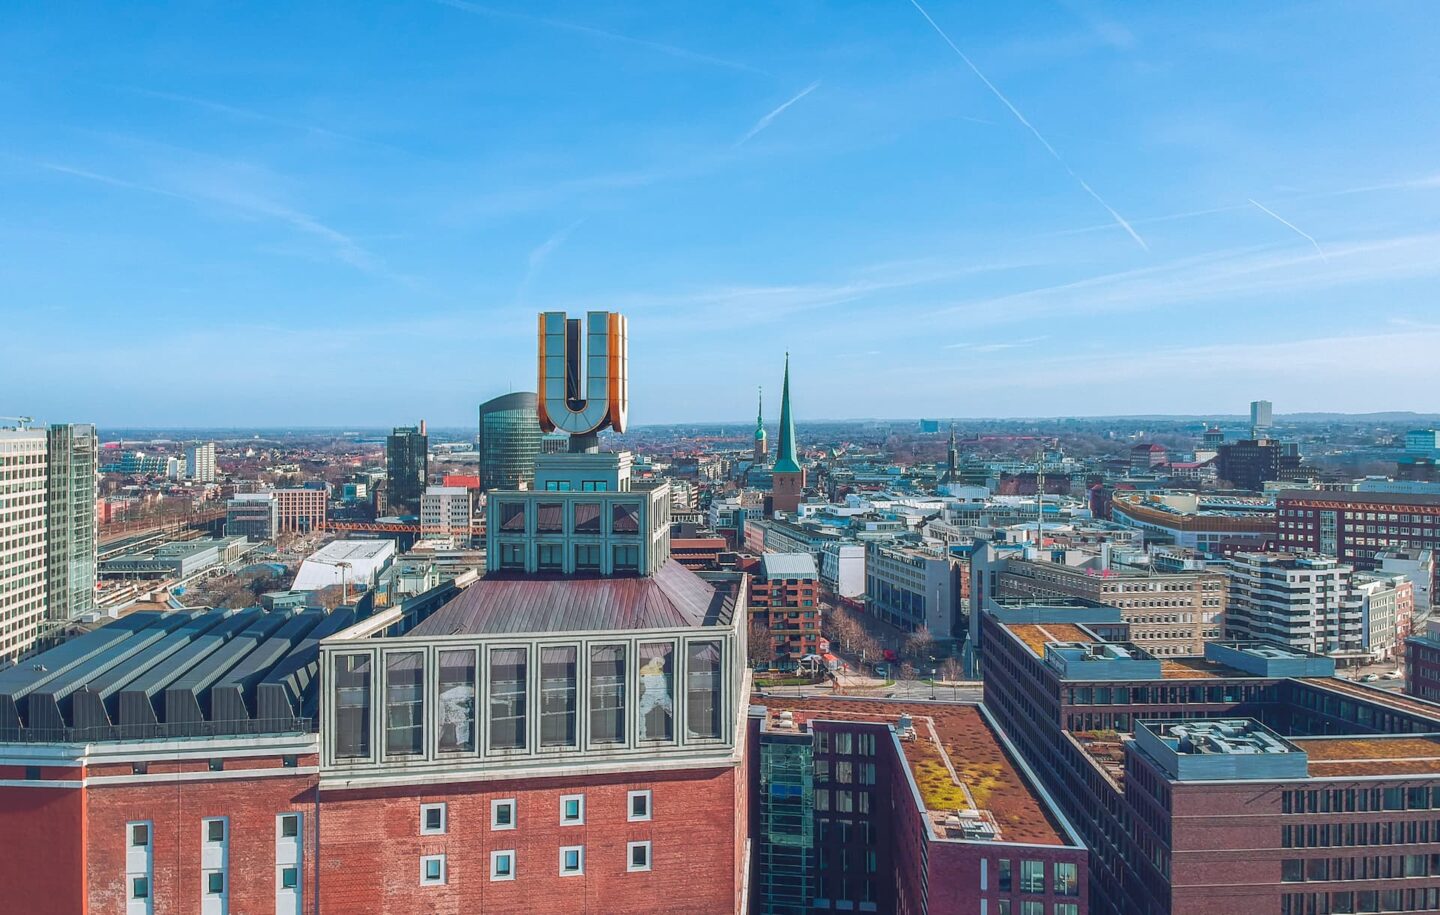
left=773, top=353, right=801, bottom=474
left=755, top=386, right=766, bottom=441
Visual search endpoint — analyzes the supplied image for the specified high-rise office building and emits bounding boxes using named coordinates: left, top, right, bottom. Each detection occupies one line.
left=386, top=422, right=428, bottom=516
left=1250, top=398, right=1273, bottom=437
left=44, top=423, right=97, bottom=625
left=1216, top=438, right=1302, bottom=490
left=0, top=426, right=48, bottom=661
left=184, top=441, right=216, bottom=483
left=477, top=392, right=541, bottom=491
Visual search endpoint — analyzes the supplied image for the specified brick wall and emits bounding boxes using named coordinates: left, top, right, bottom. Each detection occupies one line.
left=317, top=766, right=743, bottom=914
left=0, top=784, right=85, bottom=915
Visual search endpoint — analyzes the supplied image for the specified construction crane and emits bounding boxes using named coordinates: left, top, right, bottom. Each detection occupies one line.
left=307, top=557, right=355, bottom=605
left=0, top=416, right=34, bottom=429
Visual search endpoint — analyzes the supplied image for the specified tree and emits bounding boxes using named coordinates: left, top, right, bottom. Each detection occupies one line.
left=747, top=619, right=773, bottom=669
left=903, top=625, right=935, bottom=663
left=939, top=657, right=963, bottom=683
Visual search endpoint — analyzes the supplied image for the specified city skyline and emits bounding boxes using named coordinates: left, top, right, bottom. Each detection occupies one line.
left=6, top=2, right=1440, bottom=424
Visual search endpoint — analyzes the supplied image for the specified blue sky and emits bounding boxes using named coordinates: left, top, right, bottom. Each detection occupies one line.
left=4, top=1, right=1440, bottom=427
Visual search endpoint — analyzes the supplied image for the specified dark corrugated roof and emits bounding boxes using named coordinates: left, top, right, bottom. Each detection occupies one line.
left=411, top=560, right=736, bottom=636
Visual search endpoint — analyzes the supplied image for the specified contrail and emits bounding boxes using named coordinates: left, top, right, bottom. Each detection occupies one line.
left=906, top=0, right=1148, bottom=252
left=736, top=81, right=821, bottom=147
left=1249, top=198, right=1326, bottom=260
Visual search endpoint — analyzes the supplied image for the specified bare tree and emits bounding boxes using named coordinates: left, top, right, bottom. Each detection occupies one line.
left=903, top=625, right=935, bottom=663
left=747, top=619, right=773, bottom=669
left=939, top=657, right=963, bottom=682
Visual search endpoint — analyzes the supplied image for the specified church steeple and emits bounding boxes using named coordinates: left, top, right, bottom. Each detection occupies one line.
left=773, top=353, right=801, bottom=474
left=754, top=386, right=768, bottom=463
left=942, top=421, right=959, bottom=484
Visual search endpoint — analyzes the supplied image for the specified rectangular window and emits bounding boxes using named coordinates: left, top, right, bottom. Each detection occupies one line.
left=499, top=503, right=526, bottom=532
left=574, top=543, right=602, bottom=572
left=1020, top=860, right=1044, bottom=893
left=540, top=646, right=578, bottom=747
left=686, top=640, right=723, bottom=739
left=207, top=872, right=225, bottom=895
left=420, top=803, right=446, bottom=835
left=560, top=846, right=584, bottom=875
left=334, top=653, right=373, bottom=759
left=131, top=823, right=150, bottom=847
left=573, top=502, right=601, bottom=533
left=998, top=859, right=1012, bottom=892
left=437, top=649, right=477, bottom=753
left=612, top=503, right=641, bottom=533
left=491, top=850, right=515, bottom=881
left=1053, top=862, right=1079, bottom=896
left=536, top=502, right=563, bottom=533
left=488, top=648, right=528, bottom=751
left=132, top=876, right=149, bottom=899
left=420, top=854, right=446, bottom=886
left=491, top=798, right=515, bottom=830
left=561, top=794, right=585, bottom=825
left=206, top=819, right=226, bottom=843
left=637, top=642, right=675, bottom=742
left=279, top=814, right=299, bottom=838
left=499, top=542, right=525, bottom=569
left=613, top=544, right=640, bottom=573
left=629, top=790, right=652, bottom=822
left=537, top=542, right=564, bottom=571
left=385, top=651, right=425, bottom=756
left=628, top=841, right=652, bottom=872
left=280, top=866, right=299, bottom=890
left=590, top=645, right=627, bottom=745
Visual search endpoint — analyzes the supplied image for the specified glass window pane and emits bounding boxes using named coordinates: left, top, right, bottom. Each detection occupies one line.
left=335, top=653, right=372, bottom=759
left=500, top=503, right=526, bottom=531
left=537, top=503, right=563, bottom=533
left=686, top=640, right=723, bottom=739
left=637, top=642, right=674, bottom=742
left=574, top=502, right=601, bottom=533
left=488, top=648, right=528, bottom=751
left=541, top=646, right=578, bottom=747
left=612, top=503, right=640, bottom=533
left=385, top=652, right=425, bottom=756
left=438, top=650, right=477, bottom=752
left=589, top=644, right=626, bottom=745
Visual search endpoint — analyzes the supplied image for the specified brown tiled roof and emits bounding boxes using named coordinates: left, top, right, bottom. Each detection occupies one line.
left=759, top=697, right=1069, bottom=847
left=411, top=561, right=736, bottom=635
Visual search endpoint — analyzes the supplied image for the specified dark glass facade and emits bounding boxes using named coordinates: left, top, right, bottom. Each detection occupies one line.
left=385, top=425, right=428, bottom=515
left=478, top=392, right=541, bottom=492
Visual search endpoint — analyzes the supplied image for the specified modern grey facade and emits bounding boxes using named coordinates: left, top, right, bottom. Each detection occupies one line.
left=478, top=392, right=542, bottom=491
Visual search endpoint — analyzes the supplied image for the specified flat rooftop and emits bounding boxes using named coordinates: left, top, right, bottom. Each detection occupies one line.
left=1300, top=677, right=1440, bottom=724
left=758, top=697, right=1070, bottom=847
left=1293, top=735, right=1440, bottom=777
left=1159, top=657, right=1252, bottom=679
left=1007, top=623, right=1096, bottom=657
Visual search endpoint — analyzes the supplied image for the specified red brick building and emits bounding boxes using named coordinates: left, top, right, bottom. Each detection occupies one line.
left=747, top=552, right=822, bottom=666
left=274, top=485, right=329, bottom=533
left=1277, top=489, right=1440, bottom=588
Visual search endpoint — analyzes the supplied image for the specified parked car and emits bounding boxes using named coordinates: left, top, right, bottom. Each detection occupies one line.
left=1360, top=673, right=1380, bottom=683
left=1383, top=670, right=1403, bottom=680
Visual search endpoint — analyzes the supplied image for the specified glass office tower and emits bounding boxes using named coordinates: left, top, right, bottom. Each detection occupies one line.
left=46, top=423, right=98, bottom=623
left=478, top=393, right=541, bottom=492
left=386, top=425, right=428, bottom=516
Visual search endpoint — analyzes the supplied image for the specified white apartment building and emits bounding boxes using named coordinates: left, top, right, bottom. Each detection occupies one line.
left=420, top=486, right=473, bottom=542
left=819, top=541, right=865, bottom=599
left=0, top=429, right=48, bottom=660
left=186, top=442, right=216, bottom=483
left=1224, top=552, right=1365, bottom=661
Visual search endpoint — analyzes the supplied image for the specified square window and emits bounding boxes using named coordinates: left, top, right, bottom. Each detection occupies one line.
left=130, top=823, right=150, bottom=847
left=206, top=872, right=225, bottom=895
left=24, top=766, right=40, bottom=780
left=561, top=794, right=584, bottom=825
left=132, top=876, right=149, bottom=899
left=491, top=850, right=515, bottom=881
left=281, top=866, right=299, bottom=890
left=205, top=819, right=225, bottom=843
left=491, top=798, right=515, bottom=830
left=560, top=845, right=584, bottom=876
left=131, top=762, right=148, bottom=775
left=627, top=841, right=651, bottom=872
left=280, top=814, right=299, bottom=838
left=421, top=803, right=446, bottom=835
left=208, top=758, right=224, bottom=772
left=420, top=854, right=446, bottom=886
left=282, top=755, right=298, bottom=768
left=628, top=790, right=652, bottom=822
